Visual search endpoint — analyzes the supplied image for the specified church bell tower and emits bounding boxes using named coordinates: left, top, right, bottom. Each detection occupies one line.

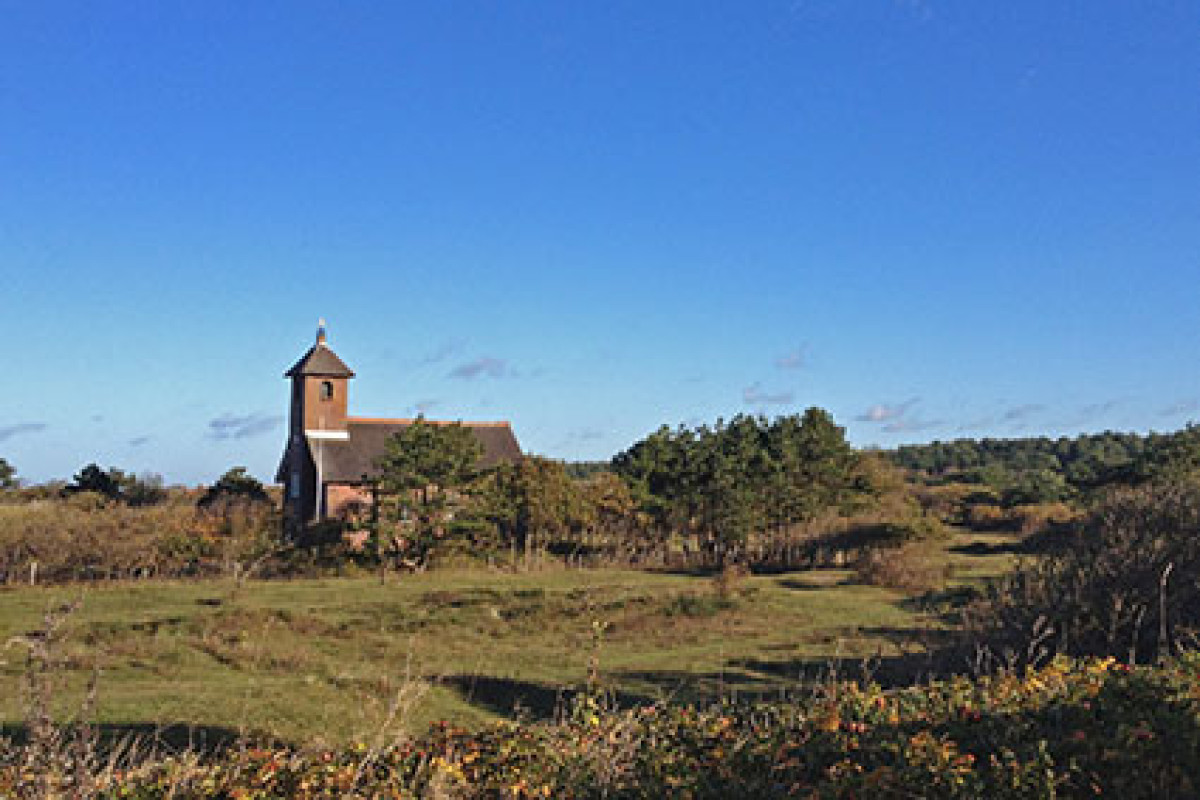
left=285, top=319, right=354, bottom=438
left=280, top=320, right=355, bottom=525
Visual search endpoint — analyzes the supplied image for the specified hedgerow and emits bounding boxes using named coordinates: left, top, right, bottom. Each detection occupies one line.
left=4, top=653, right=1197, bottom=798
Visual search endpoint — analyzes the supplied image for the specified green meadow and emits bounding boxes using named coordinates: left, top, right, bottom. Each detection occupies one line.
left=0, top=528, right=1018, bottom=746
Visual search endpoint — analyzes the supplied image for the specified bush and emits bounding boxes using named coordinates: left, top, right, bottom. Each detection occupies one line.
left=962, top=482, right=1200, bottom=669
left=63, top=463, right=122, bottom=501
left=893, top=510, right=952, bottom=542
left=198, top=467, right=270, bottom=510
left=962, top=501, right=1016, bottom=531
left=0, top=500, right=283, bottom=583
left=1009, top=501, right=1080, bottom=537
left=856, top=543, right=950, bottom=592
left=120, top=472, right=168, bottom=507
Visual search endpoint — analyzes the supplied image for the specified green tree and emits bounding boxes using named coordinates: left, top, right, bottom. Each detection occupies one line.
left=375, top=418, right=484, bottom=567
left=199, top=467, right=270, bottom=509
left=1001, top=468, right=1069, bottom=507
left=612, top=424, right=694, bottom=537
left=1128, top=424, right=1200, bottom=485
left=65, top=463, right=122, bottom=501
left=579, top=471, right=635, bottom=538
left=0, top=457, right=15, bottom=490
left=476, top=456, right=587, bottom=564
left=613, top=409, right=863, bottom=565
left=787, top=407, right=860, bottom=518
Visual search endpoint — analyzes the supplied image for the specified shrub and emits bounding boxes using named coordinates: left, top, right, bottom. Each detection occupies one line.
left=856, top=543, right=950, bottom=592
left=0, top=499, right=285, bottom=584
left=962, top=481, right=1200, bottom=669
left=892, top=510, right=952, bottom=542
left=119, top=472, right=168, bottom=507
left=63, top=463, right=122, bottom=501
left=713, top=563, right=748, bottom=598
left=198, top=467, right=270, bottom=510
left=962, top=501, right=1015, bottom=531
left=1008, top=501, right=1079, bottom=536
left=5, top=653, right=1199, bottom=798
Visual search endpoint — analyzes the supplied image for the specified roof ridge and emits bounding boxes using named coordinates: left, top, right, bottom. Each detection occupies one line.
left=348, top=416, right=512, bottom=428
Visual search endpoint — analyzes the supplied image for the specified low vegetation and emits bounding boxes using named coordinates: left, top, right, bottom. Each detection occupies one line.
left=4, top=415, right=1200, bottom=793
left=4, top=650, right=1198, bottom=797
left=960, top=480, right=1200, bottom=670
left=0, top=565, right=955, bottom=743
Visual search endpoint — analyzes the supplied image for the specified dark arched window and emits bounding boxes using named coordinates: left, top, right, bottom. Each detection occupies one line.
left=320, top=381, right=334, bottom=401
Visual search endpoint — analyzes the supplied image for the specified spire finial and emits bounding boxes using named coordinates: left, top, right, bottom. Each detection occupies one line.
left=316, top=318, right=327, bottom=345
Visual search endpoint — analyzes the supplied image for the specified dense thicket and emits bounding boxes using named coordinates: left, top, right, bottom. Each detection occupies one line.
left=891, top=426, right=1200, bottom=504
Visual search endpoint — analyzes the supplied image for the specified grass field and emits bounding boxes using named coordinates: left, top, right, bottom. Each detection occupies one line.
left=0, top=528, right=1020, bottom=746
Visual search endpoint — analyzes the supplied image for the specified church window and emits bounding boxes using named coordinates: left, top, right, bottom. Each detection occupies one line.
left=320, top=381, right=334, bottom=400
left=290, top=472, right=300, bottom=499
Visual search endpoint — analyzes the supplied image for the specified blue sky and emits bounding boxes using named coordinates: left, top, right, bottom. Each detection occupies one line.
left=2, top=1, right=1198, bottom=485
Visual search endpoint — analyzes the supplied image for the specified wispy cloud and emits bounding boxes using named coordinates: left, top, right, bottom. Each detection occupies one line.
left=856, top=398, right=919, bottom=423
left=774, top=345, right=808, bottom=371
left=958, top=416, right=994, bottom=432
left=1066, top=399, right=1124, bottom=427
left=743, top=383, right=795, bottom=406
left=449, top=357, right=511, bottom=380
left=0, top=422, right=47, bottom=442
left=1161, top=399, right=1200, bottom=417
left=207, top=412, right=282, bottom=440
left=1002, top=404, right=1044, bottom=423
left=1079, top=399, right=1121, bottom=417
left=421, top=339, right=466, bottom=366
left=128, top=435, right=151, bottom=447
left=883, top=418, right=944, bottom=434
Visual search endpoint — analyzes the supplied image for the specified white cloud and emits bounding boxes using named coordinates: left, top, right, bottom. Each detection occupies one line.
left=855, top=398, right=919, bottom=423
left=743, top=383, right=795, bottom=406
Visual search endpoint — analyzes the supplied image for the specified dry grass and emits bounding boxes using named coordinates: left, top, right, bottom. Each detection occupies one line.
left=0, top=500, right=279, bottom=584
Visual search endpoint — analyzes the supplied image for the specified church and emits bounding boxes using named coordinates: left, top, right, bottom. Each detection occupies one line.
left=276, top=323, right=522, bottom=526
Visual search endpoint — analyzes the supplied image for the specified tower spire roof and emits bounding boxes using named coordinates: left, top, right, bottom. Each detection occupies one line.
left=285, top=321, right=355, bottom=378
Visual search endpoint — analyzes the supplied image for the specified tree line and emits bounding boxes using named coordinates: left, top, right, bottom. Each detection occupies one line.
left=889, top=426, right=1200, bottom=506
left=365, top=409, right=875, bottom=569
